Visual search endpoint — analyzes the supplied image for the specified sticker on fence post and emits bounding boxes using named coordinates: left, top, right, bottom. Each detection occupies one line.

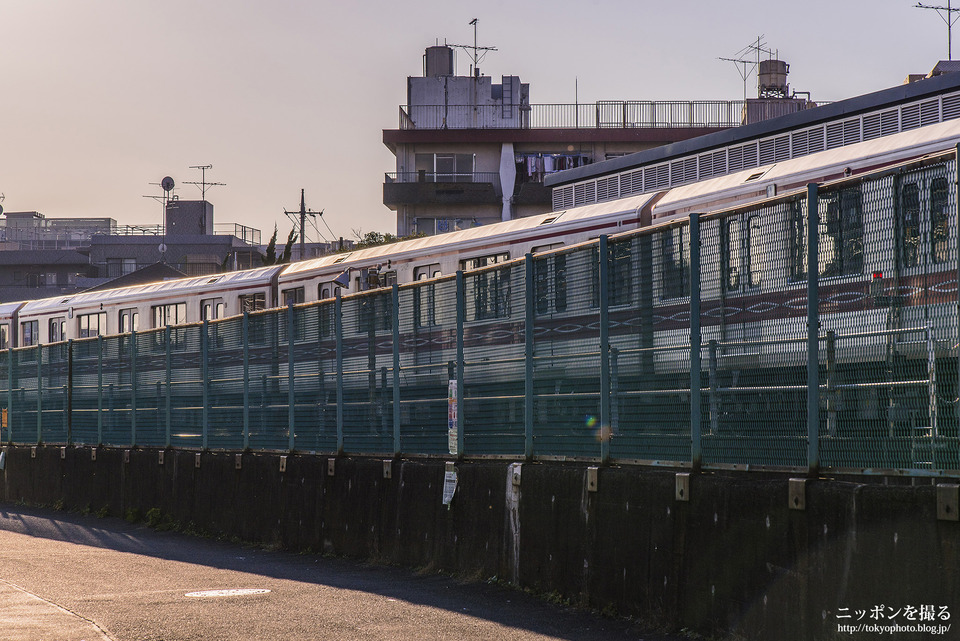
left=447, top=379, right=458, bottom=455
left=442, top=464, right=457, bottom=506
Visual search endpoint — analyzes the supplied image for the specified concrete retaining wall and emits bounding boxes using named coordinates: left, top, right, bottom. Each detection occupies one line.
left=1, top=445, right=955, bottom=640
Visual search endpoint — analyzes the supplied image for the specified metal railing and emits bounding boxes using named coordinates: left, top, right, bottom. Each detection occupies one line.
left=1, top=154, right=958, bottom=478
left=385, top=171, right=501, bottom=187
left=400, top=100, right=750, bottom=130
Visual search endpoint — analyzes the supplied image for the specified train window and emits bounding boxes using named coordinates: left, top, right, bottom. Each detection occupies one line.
left=238, top=293, right=266, bottom=313
left=49, top=318, right=66, bottom=343
left=0, top=324, right=7, bottom=349
left=200, top=299, right=223, bottom=321
left=282, top=287, right=305, bottom=306
left=931, top=177, right=950, bottom=264
left=747, top=215, right=763, bottom=288
left=414, top=264, right=441, bottom=329
left=318, top=283, right=342, bottom=301
left=534, top=254, right=569, bottom=315
left=820, top=187, right=863, bottom=278
left=899, top=182, right=921, bottom=269
left=472, top=267, right=511, bottom=321
left=721, top=219, right=740, bottom=291
left=20, top=321, right=39, bottom=347
left=152, top=303, right=186, bottom=328
left=119, top=308, right=139, bottom=333
left=661, top=226, right=690, bottom=299
left=78, top=312, right=106, bottom=338
left=460, top=253, right=509, bottom=271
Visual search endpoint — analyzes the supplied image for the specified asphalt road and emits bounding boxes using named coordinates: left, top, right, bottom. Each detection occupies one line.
left=0, top=504, right=682, bottom=641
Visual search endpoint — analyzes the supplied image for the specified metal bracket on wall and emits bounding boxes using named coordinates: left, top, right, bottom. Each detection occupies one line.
left=511, top=463, right=522, bottom=487
left=676, top=472, right=690, bottom=502
left=31, top=447, right=37, bottom=459
left=124, top=450, right=131, bottom=464
left=91, top=448, right=97, bottom=462
left=279, top=455, right=287, bottom=473
left=383, top=460, right=393, bottom=479
left=235, top=454, right=242, bottom=470
left=195, top=453, right=201, bottom=469
left=789, top=478, right=807, bottom=511
left=158, top=451, right=165, bottom=466
left=938, top=484, right=959, bottom=521
left=60, top=447, right=66, bottom=460
left=587, top=466, right=599, bottom=493
left=327, top=458, right=336, bottom=477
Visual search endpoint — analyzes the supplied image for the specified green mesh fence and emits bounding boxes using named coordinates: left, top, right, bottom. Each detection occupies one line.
left=1, top=157, right=958, bottom=477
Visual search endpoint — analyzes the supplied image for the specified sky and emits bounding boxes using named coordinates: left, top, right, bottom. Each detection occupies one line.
left=0, top=1, right=949, bottom=244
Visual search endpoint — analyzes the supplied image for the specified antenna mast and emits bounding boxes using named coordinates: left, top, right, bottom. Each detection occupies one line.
left=917, top=1, right=960, bottom=60
left=184, top=164, right=225, bottom=201
left=446, top=18, right=497, bottom=76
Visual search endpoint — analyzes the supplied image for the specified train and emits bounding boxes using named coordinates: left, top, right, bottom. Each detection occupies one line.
left=2, top=115, right=959, bottom=355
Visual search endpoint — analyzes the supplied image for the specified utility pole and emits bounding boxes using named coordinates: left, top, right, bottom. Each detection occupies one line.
left=917, top=1, right=960, bottom=60
left=284, top=189, right=322, bottom=262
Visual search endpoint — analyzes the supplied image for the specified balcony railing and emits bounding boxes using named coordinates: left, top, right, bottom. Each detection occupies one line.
left=385, top=171, right=502, bottom=189
left=400, top=100, right=752, bottom=130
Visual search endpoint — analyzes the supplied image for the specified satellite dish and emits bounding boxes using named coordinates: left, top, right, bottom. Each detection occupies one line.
left=0, top=204, right=4, bottom=216
left=158, top=243, right=167, bottom=254
left=161, top=176, right=175, bottom=192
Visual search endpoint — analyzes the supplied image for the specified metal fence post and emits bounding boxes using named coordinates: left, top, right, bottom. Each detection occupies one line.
left=130, top=331, right=137, bottom=447
left=165, top=325, right=172, bottom=448
left=97, top=336, right=103, bottom=445
left=201, top=321, right=209, bottom=450
left=36, top=345, right=42, bottom=444
left=806, top=183, right=821, bottom=476
left=524, top=254, right=535, bottom=460
left=6, top=349, right=12, bottom=444
left=242, top=312, right=250, bottom=451
left=287, top=306, right=295, bottom=452
left=599, top=236, right=611, bottom=464
left=335, top=290, right=344, bottom=455
left=392, top=283, right=401, bottom=456
left=67, top=339, right=73, bottom=446
left=456, top=270, right=465, bottom=459
left=689, top=213, right=702, bottom=471
left=955, top=144, right=960, bottom=440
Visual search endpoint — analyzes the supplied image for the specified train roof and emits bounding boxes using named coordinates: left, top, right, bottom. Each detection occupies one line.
left=546, top=72, right=960, bottom=188
left=15, top=265, right=284, bottom=315
left=280, top=192, right=658, bottom=277
left=654, top=117, right=960, bottom=216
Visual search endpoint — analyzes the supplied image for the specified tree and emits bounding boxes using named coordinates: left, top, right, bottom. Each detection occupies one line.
left=262, top=225, right=299, bottom=265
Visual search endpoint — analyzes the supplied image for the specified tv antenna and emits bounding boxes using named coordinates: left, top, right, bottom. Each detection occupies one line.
left=184, top=164, right=225, bottom=201
left=917, top=1, right=960, bottom=60
left=719, top=36, right=777, bottom=99
left=446, top=18, right=497, bottom=77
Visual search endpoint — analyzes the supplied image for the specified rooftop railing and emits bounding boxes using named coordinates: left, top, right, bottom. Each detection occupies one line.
left=384, top=171, right=502, bottom=188
left=400, top=100, right=752, bottom=130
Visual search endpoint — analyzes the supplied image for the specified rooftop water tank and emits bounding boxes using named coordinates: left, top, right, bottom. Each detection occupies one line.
left=758, top=59, right=789, bottom=98
left=424, top=46, right=454, bottom=77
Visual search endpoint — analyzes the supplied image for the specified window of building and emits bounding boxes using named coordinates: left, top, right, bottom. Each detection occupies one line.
left=415, top=153, right=475, bottom=182
left=105, top=258, right=137, bottom=278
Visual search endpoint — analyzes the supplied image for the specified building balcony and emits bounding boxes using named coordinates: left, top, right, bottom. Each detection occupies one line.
left=399, top=100, right=752, bottom=130
left=383, top=172, right=502, bottom=207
